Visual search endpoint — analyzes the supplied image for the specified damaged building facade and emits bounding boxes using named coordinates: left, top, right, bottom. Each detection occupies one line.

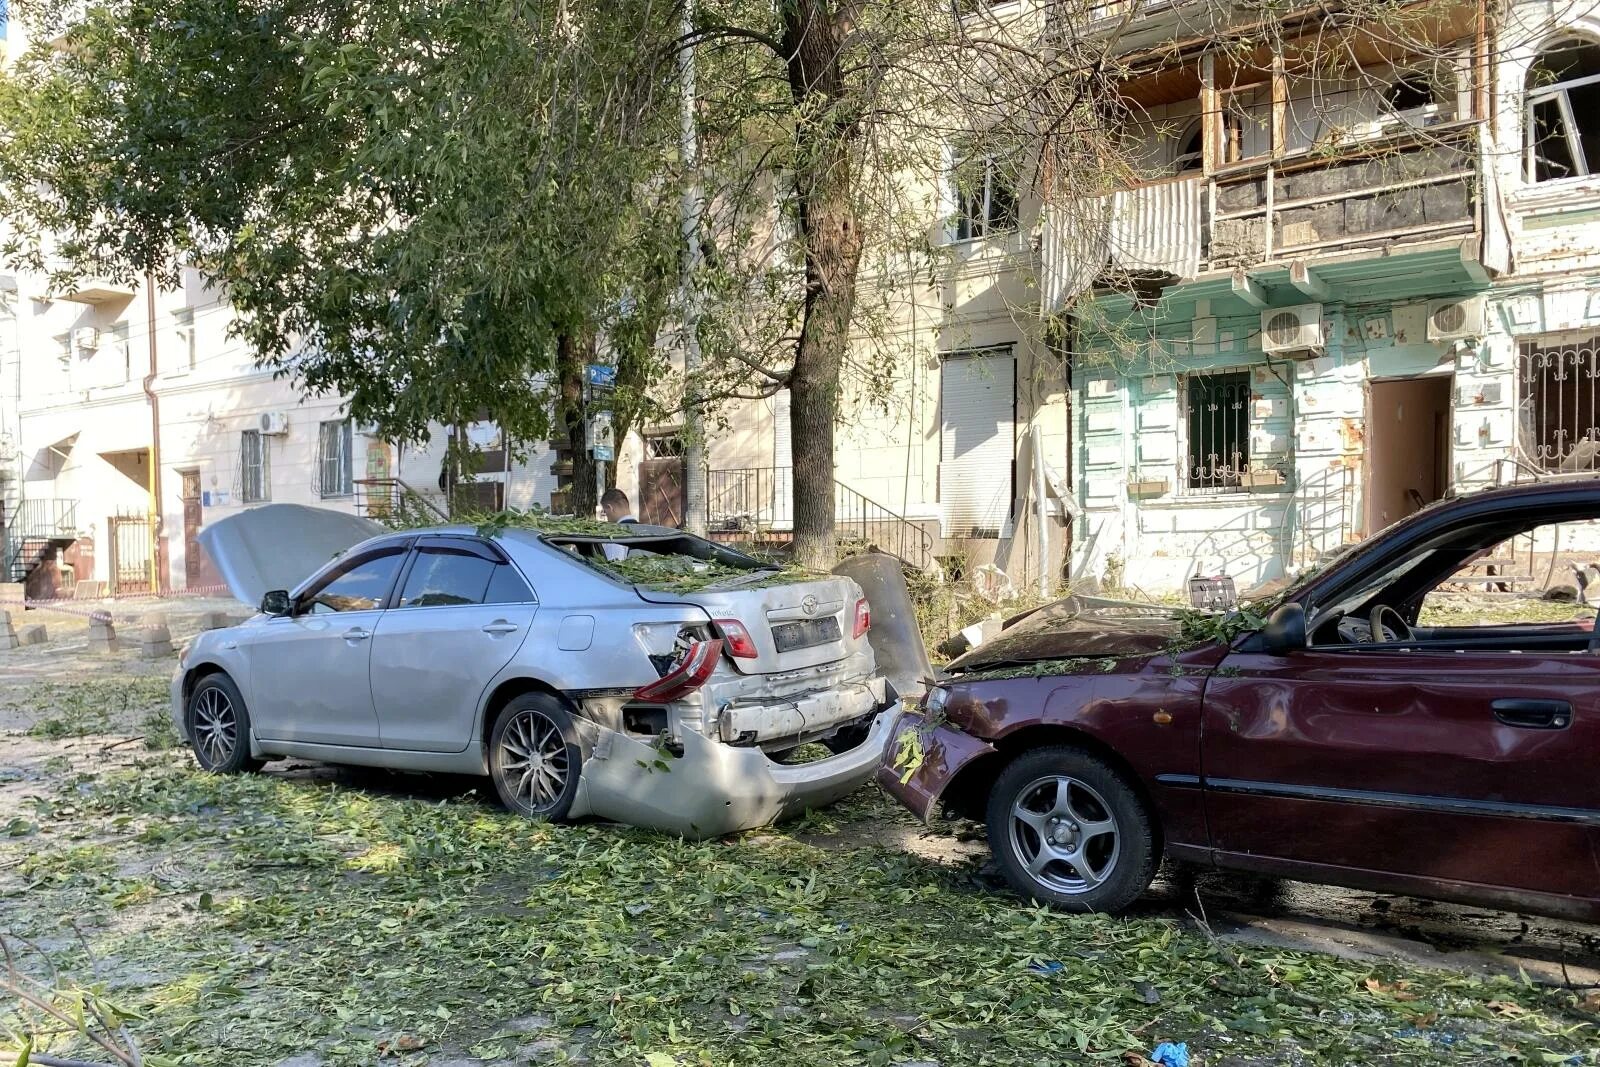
left=1055, top=0, right=1600, bottom=595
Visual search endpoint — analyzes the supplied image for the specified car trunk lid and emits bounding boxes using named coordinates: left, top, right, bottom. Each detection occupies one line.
left=637, top=575, right=867, bottom=674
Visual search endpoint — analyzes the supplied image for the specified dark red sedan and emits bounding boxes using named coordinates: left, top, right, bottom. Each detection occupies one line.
left=879, top=480, right=1600, bottom=919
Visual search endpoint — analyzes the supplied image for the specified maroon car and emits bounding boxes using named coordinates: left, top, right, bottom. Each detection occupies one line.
left=879, top=480, right=1600, bottom=919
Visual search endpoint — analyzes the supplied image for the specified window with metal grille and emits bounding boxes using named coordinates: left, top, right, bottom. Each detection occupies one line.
left=645, top=434, right=685, bottom=459
left=1183, top=372, right=1250, bottom=492
left=317, top=419, right=354, bottom=498
left=239, top=430, right=269, bottom=503
left=1518, top=332, right=1600, bottom=470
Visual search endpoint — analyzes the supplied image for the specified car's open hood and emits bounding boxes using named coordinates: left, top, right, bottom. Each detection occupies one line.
left=946, top=596, right=1182, bottom=673
left=198, top=504, right=385, bottom=606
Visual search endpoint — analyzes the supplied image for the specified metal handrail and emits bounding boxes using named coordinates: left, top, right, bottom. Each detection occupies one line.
left=4, top=499, right=78, bottom=582
left=354, top=478, right=450, bottom=524
left=706, top=466, right=934, bottom=570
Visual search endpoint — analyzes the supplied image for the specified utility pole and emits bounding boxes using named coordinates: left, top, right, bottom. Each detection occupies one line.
left=678, top=0, right=707, bottom=535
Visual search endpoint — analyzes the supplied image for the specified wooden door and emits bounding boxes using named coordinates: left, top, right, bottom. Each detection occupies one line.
left=180, top=469, right=204, bottom=587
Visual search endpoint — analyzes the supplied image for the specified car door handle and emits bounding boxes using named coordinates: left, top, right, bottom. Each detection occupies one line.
left=482, top=621, right=520, bottom=635
left=344, top=628, right=372, bottom=642
left=1491, top=699, right=1572, bottom=729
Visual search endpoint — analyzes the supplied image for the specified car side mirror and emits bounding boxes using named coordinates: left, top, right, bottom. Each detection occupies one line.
left=260, top=589, right=293, bottom=617
left=1262, top=602, right=1306, bottom=656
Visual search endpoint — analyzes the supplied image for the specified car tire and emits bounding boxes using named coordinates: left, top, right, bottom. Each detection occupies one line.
left=185, top=673, right=264, bottom=775
left=488, top=693, right=581, bottom=821
left=985, top=745, right=1156, bottom=914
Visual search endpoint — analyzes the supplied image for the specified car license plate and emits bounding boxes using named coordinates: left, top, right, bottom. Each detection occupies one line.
left=771, top=616, right=841, bottom=652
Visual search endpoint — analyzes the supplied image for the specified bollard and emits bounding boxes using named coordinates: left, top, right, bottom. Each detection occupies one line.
left=16, top=624, right=46, bottom=646
left=87, top=610, right=117, bottom=653
left=0, top=611, right=17, bottom=651
left=195, top=610, right=231, bottom=631
left=140, top=620, right=175, bottom=659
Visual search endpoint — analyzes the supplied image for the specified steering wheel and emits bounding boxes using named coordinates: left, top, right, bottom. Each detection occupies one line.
left=1367, top=604, right=1413, bottom=644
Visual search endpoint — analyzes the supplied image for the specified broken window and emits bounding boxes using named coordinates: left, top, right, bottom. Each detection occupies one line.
left=950, top=151, right=1020, bottom=241
left=1183, top=372, right=1250, bottom=492
left=317, top=418, right=353, bottom=498
left=1518, top=331, right=1600, bottom=470
left=1173, top=123, right=1204, bottom=174
left=1525, top=38, right=1600, bottom=182
left=239, top=429, right=269, bottom=503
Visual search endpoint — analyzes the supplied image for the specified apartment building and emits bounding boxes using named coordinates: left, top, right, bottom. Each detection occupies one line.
left=1055, top=0, right=1600, bottom=594
left=633, top=0, right=1600, bottom=595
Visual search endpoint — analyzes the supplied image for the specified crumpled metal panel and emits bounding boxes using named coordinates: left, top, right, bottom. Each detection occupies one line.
left=1038, top=176, right=1204, bottom=314
left=1110, top=176, right=1203, bottom=279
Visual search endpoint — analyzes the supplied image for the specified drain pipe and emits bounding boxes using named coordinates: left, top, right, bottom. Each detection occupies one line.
left=141, top=274, right=163, bottom=593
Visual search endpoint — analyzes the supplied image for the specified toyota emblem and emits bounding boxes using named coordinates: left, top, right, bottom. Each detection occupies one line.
left=801, top=594, right=819, bottom=616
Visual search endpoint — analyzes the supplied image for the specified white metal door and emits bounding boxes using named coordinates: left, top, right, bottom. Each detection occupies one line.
left=939, top=349, right=1016, bottom=538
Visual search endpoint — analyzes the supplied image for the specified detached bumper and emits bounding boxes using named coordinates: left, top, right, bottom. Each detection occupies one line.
left=571, top=709, right=897, bottom=838
left=874, top=711, right=997, bottom=822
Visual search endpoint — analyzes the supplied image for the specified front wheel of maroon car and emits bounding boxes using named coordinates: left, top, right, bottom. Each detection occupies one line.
left=985, top=746, right=1157, bottom=913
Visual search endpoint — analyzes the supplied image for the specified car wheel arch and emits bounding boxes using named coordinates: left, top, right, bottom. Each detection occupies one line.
left=181, top=661, right=232, bottom=707
left=940, top=724, right=1163, bottom=853
left=479, top=676, right=580, bottom=749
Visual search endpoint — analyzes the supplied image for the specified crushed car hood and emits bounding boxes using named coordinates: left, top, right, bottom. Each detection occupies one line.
left=198, top=503, right=385, bottom=605
left=946, top=596, right=1182, bottom=673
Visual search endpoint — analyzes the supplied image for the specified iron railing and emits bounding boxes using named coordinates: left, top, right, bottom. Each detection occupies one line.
left=1518, top=331, right=1600, bottom=472
left=706, top=466, right=934, bottom=570
left=3, top=499, right=78, bottom=584
left=354, top=478, right=449, bottom=526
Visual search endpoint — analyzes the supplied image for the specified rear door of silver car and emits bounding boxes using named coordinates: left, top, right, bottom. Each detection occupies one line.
left=368, top=536, right=538, bottom=752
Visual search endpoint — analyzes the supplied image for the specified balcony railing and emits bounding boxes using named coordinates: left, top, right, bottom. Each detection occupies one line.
left=1206, top=124, right=1478, bottom=270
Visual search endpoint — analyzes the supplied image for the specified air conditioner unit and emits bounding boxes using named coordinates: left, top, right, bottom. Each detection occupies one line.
left=1426, top=296, right=1486, bottom=342
left=259, top=412, right=290, bottom=436
left=0, top=434, right=17, bottom=462
left=74, top=327, right=99, bottom=352
left=1261, top=304, right=1326, bottom=355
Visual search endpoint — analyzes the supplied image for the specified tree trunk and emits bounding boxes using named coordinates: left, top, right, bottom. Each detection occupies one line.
left=558, top=331, right=599, bottom=517
left=782, top=1, right=863, bottom=571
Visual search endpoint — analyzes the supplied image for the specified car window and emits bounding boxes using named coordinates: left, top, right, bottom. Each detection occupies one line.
left=484, top=563, right=535, bottom=604
left=303, top=548, right=406, bottom=615
left=1419, top=520, right=1600, bottom=630
left=398, top=548, right=497, bottom=607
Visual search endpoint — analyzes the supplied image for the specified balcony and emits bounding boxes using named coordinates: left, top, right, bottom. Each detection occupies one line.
left=1040, top=124, right=1481, bottom=310
left=1206, top=123, right=1478, bottom=270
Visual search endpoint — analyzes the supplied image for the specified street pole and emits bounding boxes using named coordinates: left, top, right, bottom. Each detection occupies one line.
left=678, top=0, right=707, bottom=536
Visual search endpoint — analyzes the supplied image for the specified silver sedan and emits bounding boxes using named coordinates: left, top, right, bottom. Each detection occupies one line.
left=173, top=504, right=896, bottom=836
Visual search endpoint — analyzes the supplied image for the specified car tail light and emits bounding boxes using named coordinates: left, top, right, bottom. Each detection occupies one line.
left=852, top=597, right=871, bottom=640
left=714, top=619, right=758, bottom=659
left=634, top=639, right=723, bottom=702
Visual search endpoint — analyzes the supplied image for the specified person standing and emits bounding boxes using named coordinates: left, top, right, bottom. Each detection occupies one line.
left=601, top=489, right=638, bottom=561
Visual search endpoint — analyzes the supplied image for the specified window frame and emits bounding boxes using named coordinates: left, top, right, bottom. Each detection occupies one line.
left=1524, top=39, right=1600, bottom=183
left=949, top=150, right=1021, bottom=243
left=1178, top=370, right=1252, bottom=496
left=390, top=536, right=537, bottom=610
left=239, top=429, right=270, bottom=503
left=1516, top=329, right=1600, bottom=471
left=317, top=418, right=355, bottom=499
left=294, top=543, right=411, bottom=616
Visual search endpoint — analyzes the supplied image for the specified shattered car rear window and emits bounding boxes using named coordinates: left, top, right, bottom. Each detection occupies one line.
left=543, top=532, right=817, bottom=593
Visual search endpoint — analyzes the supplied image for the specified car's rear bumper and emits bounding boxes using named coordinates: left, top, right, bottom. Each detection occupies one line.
left=875, top=710, right=998, bottom=822
left=570, top=706, right=898, bottom=838
left=717, top=675, right=887, bottom=745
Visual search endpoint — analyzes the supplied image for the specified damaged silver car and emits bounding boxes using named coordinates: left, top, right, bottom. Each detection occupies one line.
left=172, top=504, right=897, bottom=836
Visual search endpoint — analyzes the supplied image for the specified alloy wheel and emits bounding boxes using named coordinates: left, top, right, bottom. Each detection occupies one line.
left=192, top=686, right=239, bottom=768
left=497, top=708, right=571, bottom=814
left=1007, top=775, right=1122, bottom=895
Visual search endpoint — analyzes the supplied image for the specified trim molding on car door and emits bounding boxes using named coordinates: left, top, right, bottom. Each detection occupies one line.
left=1154, top=773, right=1600, bottom=826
